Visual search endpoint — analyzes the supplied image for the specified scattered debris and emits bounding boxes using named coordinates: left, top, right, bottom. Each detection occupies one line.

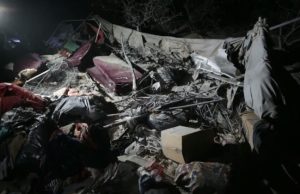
left=1, top=16, right=299, bottom=194
left=174, top=162, right=231, bottom=193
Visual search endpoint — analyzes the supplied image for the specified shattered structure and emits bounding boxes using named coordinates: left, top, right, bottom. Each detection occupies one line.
left=0, top=16, right=299, bottom=194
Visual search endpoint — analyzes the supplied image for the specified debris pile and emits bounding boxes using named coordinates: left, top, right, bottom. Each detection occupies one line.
left=1, top=17, right=299, bottom=194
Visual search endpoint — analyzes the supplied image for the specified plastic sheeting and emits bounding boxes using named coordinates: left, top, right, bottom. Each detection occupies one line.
left=52, top=96, right=104, bottom=126
left=16, top=115, right=56, bottom=171
left=94, top=16, right=238, bottom=77
left=224, top=19, right=299, bottom=120
left=147, top=110, right=187, bottom=131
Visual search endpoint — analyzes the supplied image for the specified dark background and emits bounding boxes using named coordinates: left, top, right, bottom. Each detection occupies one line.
left=0, top=0, right=89, bottom=49
left=92, top=0, right=300, bottom=36
left=1, top=0, right=300, bottom=50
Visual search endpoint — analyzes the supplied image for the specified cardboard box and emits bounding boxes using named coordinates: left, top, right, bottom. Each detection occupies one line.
left=161, top=126, right=215, bottom=163
left=240, top=111, right=260, bottom=150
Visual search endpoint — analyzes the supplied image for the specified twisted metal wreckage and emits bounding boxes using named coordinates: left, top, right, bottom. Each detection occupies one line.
left=0, top=16, right=299, bottom=193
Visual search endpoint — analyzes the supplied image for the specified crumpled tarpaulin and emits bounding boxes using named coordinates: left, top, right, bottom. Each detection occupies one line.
left=241, top=20, right=285, bottom=119
left=0, top=83, right=45, bottom=115
left=224, top=18, right=300, bottom=120
left=94, top=16, right=238, bottom=77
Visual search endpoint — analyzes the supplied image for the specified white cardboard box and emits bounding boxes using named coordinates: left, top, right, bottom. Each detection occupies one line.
left=161, top=126, right=215, bottom=163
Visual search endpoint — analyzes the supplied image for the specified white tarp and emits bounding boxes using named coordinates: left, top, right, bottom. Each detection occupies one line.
left=94, top=16, right=237, bottom=77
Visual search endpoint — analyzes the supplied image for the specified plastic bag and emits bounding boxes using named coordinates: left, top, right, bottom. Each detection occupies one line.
left=51, top=96, right=116, bottom=126
left=16, top=115, right=56, bottom=171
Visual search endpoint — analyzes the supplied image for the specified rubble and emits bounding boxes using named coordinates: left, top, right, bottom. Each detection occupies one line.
left=174, top=162, right=231, bottom=193
left=0, top=16, right=299, bottom=194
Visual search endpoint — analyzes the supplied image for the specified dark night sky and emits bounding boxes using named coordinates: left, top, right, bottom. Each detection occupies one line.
left=0, top=0, right=89, bottom=49
left=1, top=0, right=300, bottom=50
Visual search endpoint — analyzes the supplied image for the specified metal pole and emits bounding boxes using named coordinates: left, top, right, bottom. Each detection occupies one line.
left=270, top=17, right=300, bottom=31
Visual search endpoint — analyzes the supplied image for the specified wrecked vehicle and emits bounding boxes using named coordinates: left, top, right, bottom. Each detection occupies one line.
left=0, top=15, right=299, bottom=194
